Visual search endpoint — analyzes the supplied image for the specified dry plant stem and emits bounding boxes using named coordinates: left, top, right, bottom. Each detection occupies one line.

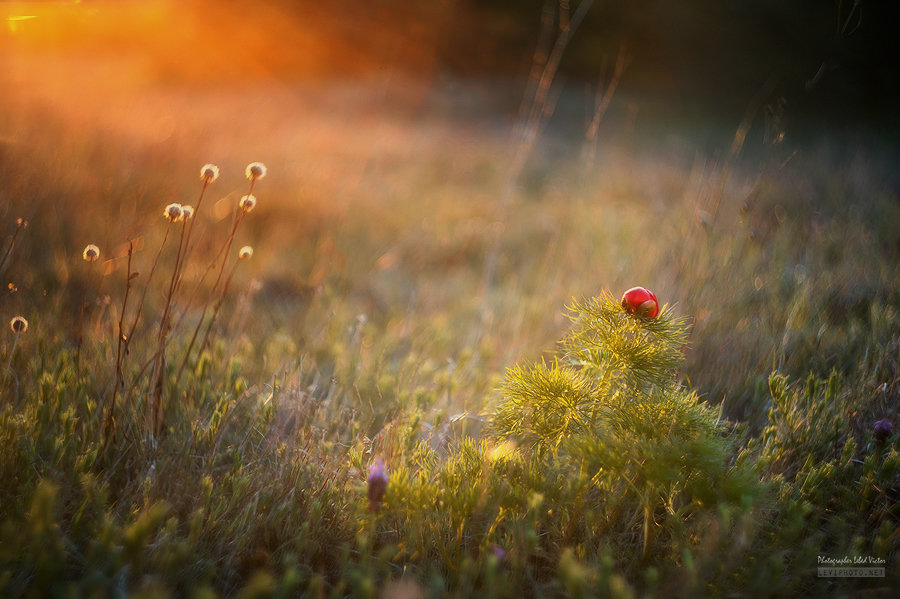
left=122, top=227, right=216, bottom=409
left=157, top=221, right=189, bottom=347
left=175, top=192, right=251, bottom=387
left=196, top=255, right=242, bottom=360
left=104, top=241, right=134, bottom=444
left=75, top=259, right=96, bottom=375
left=581, top=46, right=628, bottom=178
left=0, top=219, right=26, bottom=277
left=515, top=0, right=594, bottom=201
left=163, top=180, right=214, bottom=344
left=115, top=223, right=170, bottom=433
left=3, top=333, right=21, bottom=389
left=126, top=223, right=172, bottom=345
left=481, top=0, right=593, bottom=314
left=149, top=221, right=188, bottom=438
left=708, top=77, right=776, bottom=221
left=169, top=176, right=255, bottom=355
left=171, top=179, right=210, bottom=298
left=167, top=216, right=229, bottom=341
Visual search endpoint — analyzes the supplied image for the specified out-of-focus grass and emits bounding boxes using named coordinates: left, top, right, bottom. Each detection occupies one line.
left=1, top=39, right=899, bottom=597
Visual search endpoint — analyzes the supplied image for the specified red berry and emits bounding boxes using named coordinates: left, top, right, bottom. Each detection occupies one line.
left=621, top=287, right=659, bottom=318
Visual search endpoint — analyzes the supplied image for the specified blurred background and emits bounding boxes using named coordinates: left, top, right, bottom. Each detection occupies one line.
left=4, top=0, right=900, bottom=145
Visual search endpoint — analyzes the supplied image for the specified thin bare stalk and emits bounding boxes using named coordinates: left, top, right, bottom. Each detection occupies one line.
left=196, top=250, right=244, bottom=360
left=113, top=217, right=172, bottom=437
left=167, top=176, right=252, bottom=351
left=171, top=178, right=210, bottom=301
left=175, top=208, right=247, bottom=387
left=581, top=45, right=628, bottom=178
left=167, top=217, right=230, bottom=343
left=481, top=0, right=594, bottom=306
left=148, top=217, right=189, bottom=439
left=157, top=220, right=189, bottom=346
left=3, top=333, right=21, bottom=390
left=173, top=166, right=260, bottom=392
left=0, top=218, right=27, bottom=277
left=103, top=241, right=135, bottom=445
left=126, top=224, right=172, bottom=347
left=75, top=260, right=97, bottom=375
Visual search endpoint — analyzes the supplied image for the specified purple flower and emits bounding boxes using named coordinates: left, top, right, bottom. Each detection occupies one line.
left=874, top=419, right=893, bottom=443
left=367, top=458, right=389, bottom=512
left=490, top=544, right=507, bottom=562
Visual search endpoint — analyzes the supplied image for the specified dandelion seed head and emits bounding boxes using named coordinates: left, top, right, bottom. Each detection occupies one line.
left=245, top=162, right=267, bottom=181
left=200, top=164, right=219, bottom=183
left=181, top=205, right=195, bottom=220
left=82, top=244, right=100, bottom=262
left=239, top=194, right=257, bottom=212
left=238, top=246, right=254, bottom=260
left=10, top=316, right=28, bottom=334
left=164, top=203, right=183, bottom=222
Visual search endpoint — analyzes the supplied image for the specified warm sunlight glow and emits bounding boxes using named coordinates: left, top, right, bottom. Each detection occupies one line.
left=6, top=16, right=37, bottom=34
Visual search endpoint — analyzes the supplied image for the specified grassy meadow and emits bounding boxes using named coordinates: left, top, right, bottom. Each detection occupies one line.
left=2, top=3, right=900, bottom=597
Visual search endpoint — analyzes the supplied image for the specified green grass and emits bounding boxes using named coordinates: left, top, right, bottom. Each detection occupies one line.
left=1, top=87, right=898, bottom=598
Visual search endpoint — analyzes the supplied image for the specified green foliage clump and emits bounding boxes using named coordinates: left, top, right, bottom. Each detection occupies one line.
left=743, top=370, right=900, bottom=597
left=492, top=293, right=760, bottom=565
left=360, top=294, right=764, bottom=597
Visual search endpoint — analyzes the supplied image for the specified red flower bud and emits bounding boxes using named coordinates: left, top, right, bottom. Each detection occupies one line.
left=621, top=287, right=659, bottom=318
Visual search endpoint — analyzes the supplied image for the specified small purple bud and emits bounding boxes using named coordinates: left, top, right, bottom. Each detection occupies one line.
left=490, top=544, right=507, bottom=562
left=367, top=458, right=389, bottom=512
left=874, top=419, right=893, bottom=443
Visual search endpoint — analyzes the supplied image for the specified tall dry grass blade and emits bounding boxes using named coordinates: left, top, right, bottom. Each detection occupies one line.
left=104, top=241, right=135, bottom=446
left=175, top=183, right=254, bottom=388
left=0, top=218, right=27, bottom=277
left=480, top=0, right=595, bottom=325
left=196, top=250, right=246, bottom=363
left=75, top=256, right=98, bottom=375
left=147, top=211, right=189, bottom=440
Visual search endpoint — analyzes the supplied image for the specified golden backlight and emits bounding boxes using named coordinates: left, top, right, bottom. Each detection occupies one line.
left=1, top=0, right=446, bottom=135
left=0, top=0, right=458, bottom=216
left=2, top=0, right=442, bottom=82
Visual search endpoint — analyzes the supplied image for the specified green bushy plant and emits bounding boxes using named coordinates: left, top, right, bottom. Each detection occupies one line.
left=363, top=292, right=764, bottom=597
left=492, top=293, right=761, bottom=563
left=745, top=370, right=900, bottom=597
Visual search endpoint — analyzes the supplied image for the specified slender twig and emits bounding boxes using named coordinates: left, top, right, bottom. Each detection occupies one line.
left=0, top=218, right=26, bottom=277
left=175, top=205, right=248, bottom=387
left=126, top=224, right=172, bottom=346
left=173, top=166, right=260, bottom=394
left=171, top=178, right=210, bottom=300
left=481, top=0, right=594, bottom=305
left=75, top=258, right=97, bottom=375
left=103, top=241, right=135, bottom=445
left=197, top=249, right=244, bottom=359
left=581, top=45, right=628, bottom=179
left=156, top=219, right=189, bottom=347
left=149, top=213, right=188, bottom=439
left=3, top=333, right=21, bottom=389
left=118, top=216, right=173, bottom=438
